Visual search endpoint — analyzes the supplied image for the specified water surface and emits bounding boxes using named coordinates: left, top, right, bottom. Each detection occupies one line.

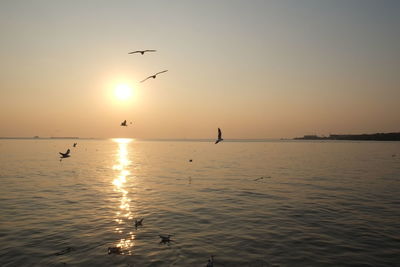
left=0, top=139, right=399, bottom=266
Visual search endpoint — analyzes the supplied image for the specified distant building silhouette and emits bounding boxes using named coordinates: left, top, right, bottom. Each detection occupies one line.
left=294, top=132, right=400, bottom=141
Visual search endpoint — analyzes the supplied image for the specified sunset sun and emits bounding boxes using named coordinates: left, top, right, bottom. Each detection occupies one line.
left=115, top=84, right=133, bottom=100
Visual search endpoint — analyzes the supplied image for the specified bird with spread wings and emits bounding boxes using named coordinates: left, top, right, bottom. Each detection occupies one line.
left=128, top=49, right=156, bottom=55
left=215, top=128, right=223, bottom=144
left=59, top=149, right=71, bottom=161
left=140, top=70, right=168, bottom=83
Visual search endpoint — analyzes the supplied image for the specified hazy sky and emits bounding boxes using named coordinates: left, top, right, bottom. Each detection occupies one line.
left=1, top=0, right=399, bottom=139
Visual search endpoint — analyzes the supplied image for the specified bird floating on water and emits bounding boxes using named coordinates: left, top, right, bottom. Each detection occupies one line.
left=135, top=218, right=143, bottom=229
left=159, top=235, right=172, bottom=243
left=73, top=143, right=77, bottom=147
left=189, top=159, right=193, bottom=162
left=59, top=149, right=71, bottom=161
left=121, top=120, right=127, bottom=127
left=140, top=70, right=168, bottom=83
left=206, top=255, right=215, bottom=267
left=215, top=128, right=223, bottom=144
left=108, top=246, right=122, bottom=255
left=128, top=49, right=156, bottom=55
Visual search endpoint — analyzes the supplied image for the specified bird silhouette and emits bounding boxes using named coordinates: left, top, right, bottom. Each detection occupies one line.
left=128, top=49, right=156, bottom=55
left=59, top=149, right=71, bottom=161
left=140, top=70, right=168, bottom=83
left=73, top=143, right=77, bottom=147
left=206, top=255, right=215, bottom=267
left=121, top=120, right=127, bottom=127
left=215, top=128, right=223, bottom=144
left=135, top=218, right=144, bottom=229
left=159, top=235, right=172, bottom=243
left=108, top=247, right=122, bottom=255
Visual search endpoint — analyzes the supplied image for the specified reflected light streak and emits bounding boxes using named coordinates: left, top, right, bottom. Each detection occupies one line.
left=111, top=138, right=135, bottom=254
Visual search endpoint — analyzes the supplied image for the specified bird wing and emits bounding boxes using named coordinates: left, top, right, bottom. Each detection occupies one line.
left=155, top=70, right=168, bottom=75
left=140, top=76, right=152, bottom=83
left=144, top=50, right=156, bottom=52
left=128, top=51, right=141, bottom=54
left=218, top=128, right=222, bottom=139
left=66, top=149, right=70, bottom=155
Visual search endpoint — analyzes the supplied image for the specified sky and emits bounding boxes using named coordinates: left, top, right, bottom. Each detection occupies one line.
left=0, top=0, right=399, bottom=139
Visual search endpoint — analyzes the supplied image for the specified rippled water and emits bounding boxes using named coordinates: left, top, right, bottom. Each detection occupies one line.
left=0, top=139, right=399, bottom=266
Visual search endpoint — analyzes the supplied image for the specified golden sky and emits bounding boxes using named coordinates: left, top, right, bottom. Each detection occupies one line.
left=1, top=0, right=399, bottom=138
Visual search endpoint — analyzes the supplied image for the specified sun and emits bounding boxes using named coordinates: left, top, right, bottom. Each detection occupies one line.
left=115, top=84, right=133, bottom=100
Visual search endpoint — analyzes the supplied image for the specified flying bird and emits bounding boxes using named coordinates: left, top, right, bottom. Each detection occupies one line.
left=215, top=128, right=223, bottom=144
left=140, top=70, right=168, bottom=83
left=128, top=49, right=156, bottom=55
left=135, top=218, right=144, bottom=229
left=59, top=149, right=71, bottom=161
left=121, top=120, right=127, bottom=127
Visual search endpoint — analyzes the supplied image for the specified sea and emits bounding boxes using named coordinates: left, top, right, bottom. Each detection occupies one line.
left=0, top=139, right=399, bottom=266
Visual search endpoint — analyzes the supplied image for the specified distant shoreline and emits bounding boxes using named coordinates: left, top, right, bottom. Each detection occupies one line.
left=0, top=137, right=82, bottom=140
left=294, top=132, right=400, bottom=141
left=1, top=136, right=400, bottom=142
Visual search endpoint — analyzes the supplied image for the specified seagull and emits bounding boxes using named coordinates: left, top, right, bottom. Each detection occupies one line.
left=215, top=128, right=223, bottom=144
left=206, top=255, right=215, bottom=267
left=128, top=49, right=156, bottom=55
left=159, top=235, right=172, bottom=243
left=121, top=120, right=127, bottom=127
left=73, top=143, right=77, bottom=147
left=135, top=218, right=143, bottom=229
left=59, top=149, right=71, bottom=161
left=140, top=70, right=168, bottom=83
left=108, top=246, right=122, bottom=255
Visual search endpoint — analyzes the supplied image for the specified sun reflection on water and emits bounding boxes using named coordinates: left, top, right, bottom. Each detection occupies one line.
left=112, top=138, right=135, bottom=254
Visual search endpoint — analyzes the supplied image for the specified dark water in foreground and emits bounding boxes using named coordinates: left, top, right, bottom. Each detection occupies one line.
left=0, top=139, right=399, bottom=266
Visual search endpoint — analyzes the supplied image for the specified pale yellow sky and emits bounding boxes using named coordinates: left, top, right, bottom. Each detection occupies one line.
left=1, top=0, right=399, bottom=139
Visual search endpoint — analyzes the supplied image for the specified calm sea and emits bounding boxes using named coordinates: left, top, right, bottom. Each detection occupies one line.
left=0, top=139, right=399, bottom=266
